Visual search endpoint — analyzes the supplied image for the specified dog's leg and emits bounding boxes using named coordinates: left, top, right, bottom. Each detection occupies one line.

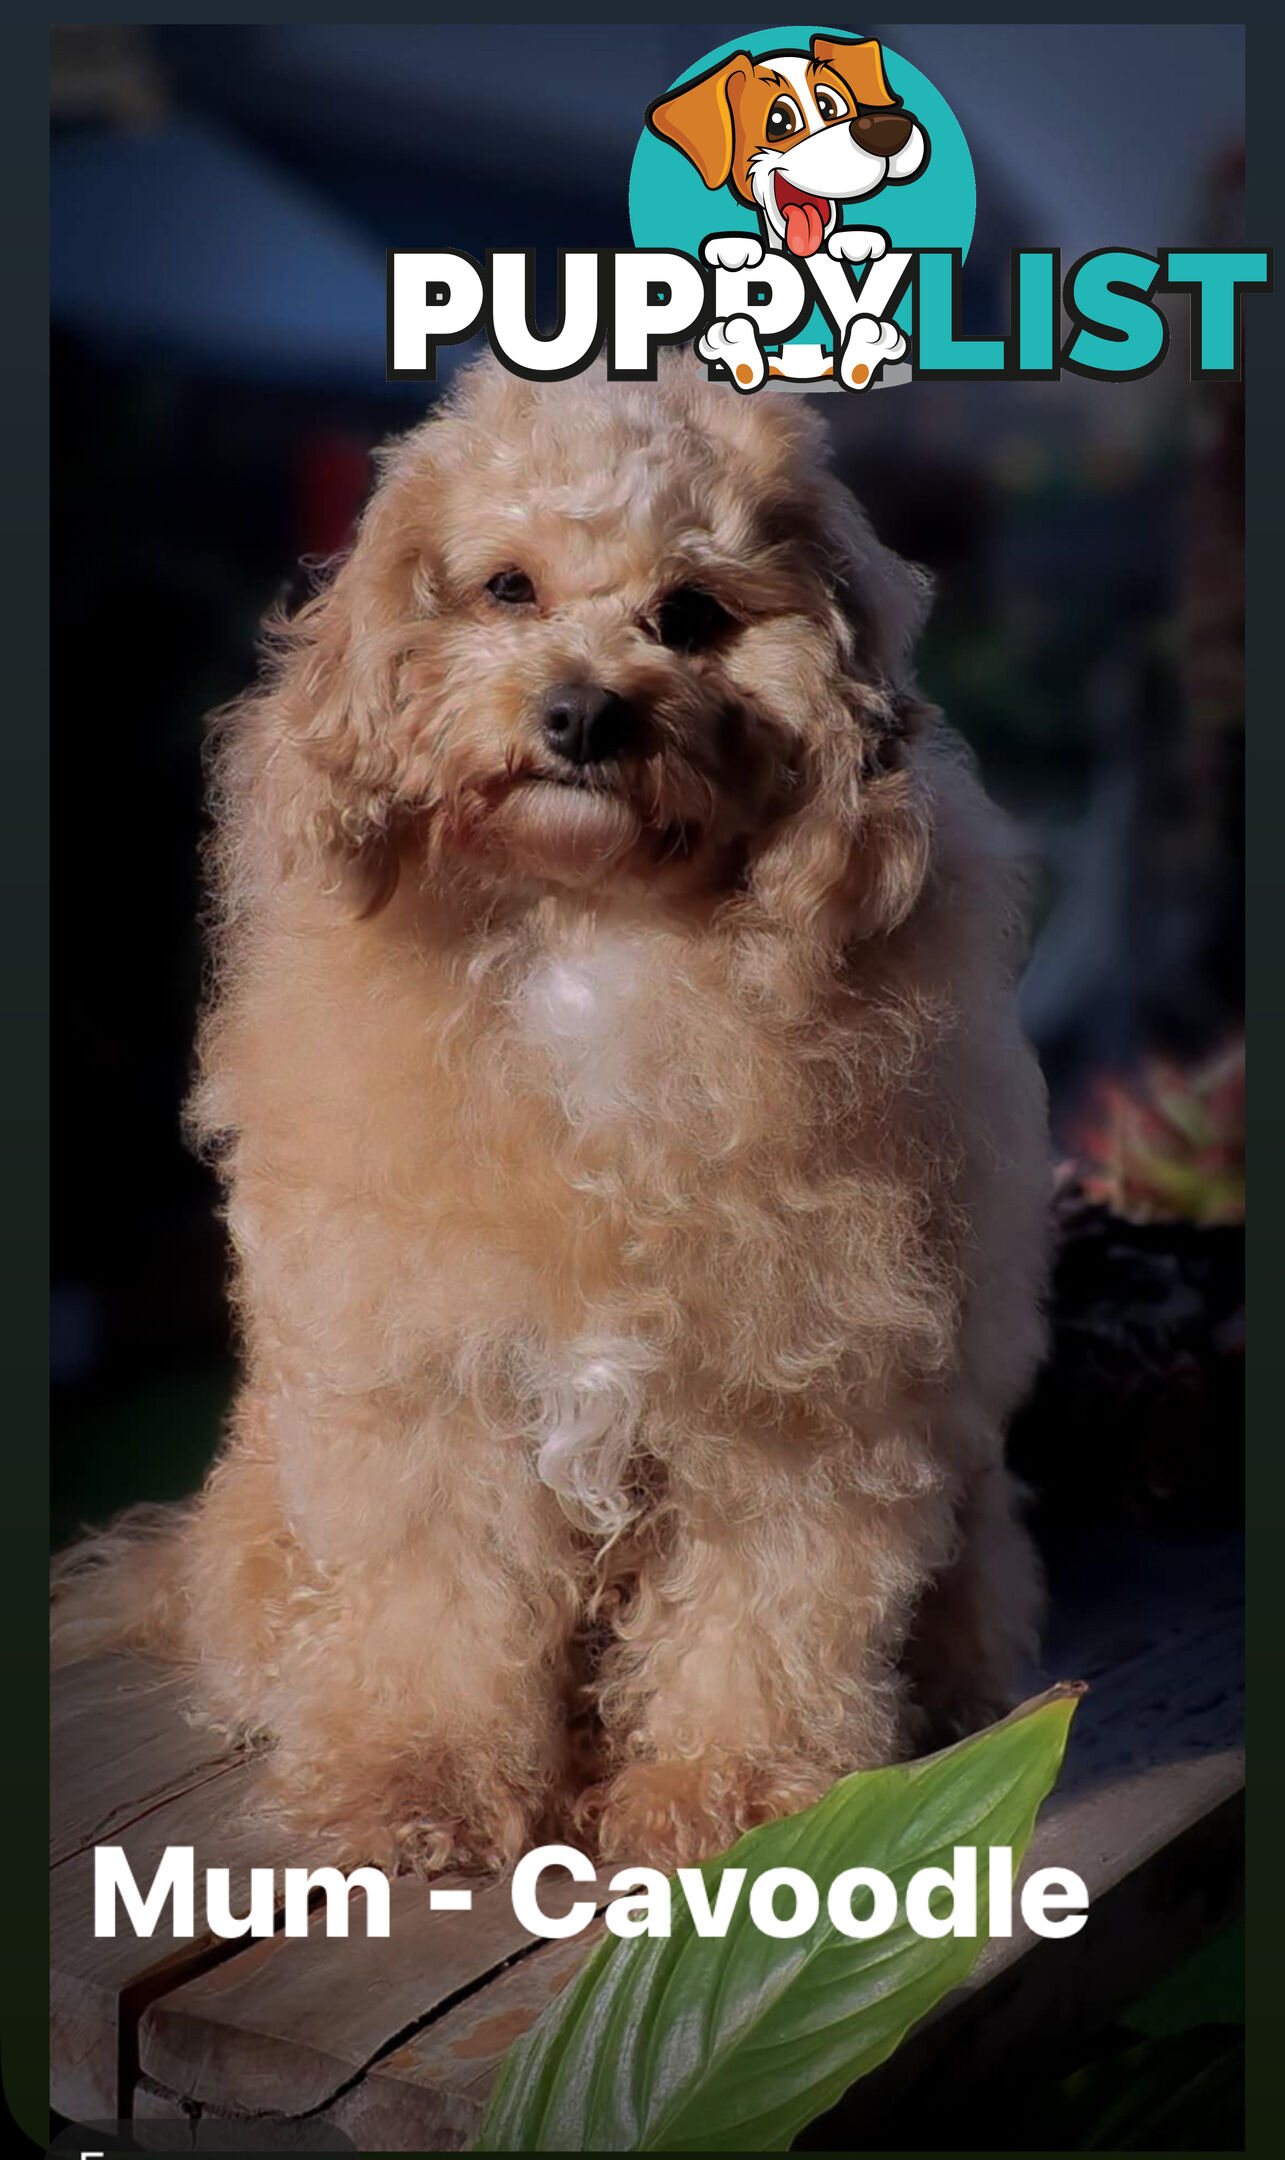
left=903, top=1463, right=1045, bottom=1749
left=583, top=1450, right=956, bottom=1869
left=698, top=314, right=769, bottom=392
left=182, top=1387, right=586, bottom=1875
left=836, top=313, right=907, bottom=390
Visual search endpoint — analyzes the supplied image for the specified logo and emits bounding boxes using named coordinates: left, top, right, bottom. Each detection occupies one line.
left=633, top=27, right=968, bottom=388
left=386, top=23, right=1271, bottom=392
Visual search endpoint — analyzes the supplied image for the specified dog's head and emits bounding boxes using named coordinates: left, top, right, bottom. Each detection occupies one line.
left=648, top=35, right=928, bottom=257
left=243, top=355, right=933, bottom=949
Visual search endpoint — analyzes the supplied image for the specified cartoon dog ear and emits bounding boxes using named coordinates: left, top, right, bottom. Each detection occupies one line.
left=809, top=34, right=898, bottom=110
left=646, top=51, right=753, bottom=190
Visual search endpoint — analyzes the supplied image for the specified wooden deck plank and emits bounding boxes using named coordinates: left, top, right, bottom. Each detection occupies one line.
left=50, top=1650, right=266, bottom=2122
left=51, top=1755, right=290, bottom=2122
left=325, top=1927, right=608, bottom=2153
left=138, top=1866, right=616, bottom=2118
left=51, top=1655, right=239, bottom=1866
left=137, top=1926, right=612, bottom=2153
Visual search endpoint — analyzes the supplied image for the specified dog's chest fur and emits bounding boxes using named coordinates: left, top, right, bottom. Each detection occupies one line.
left=509, top=923, right=656, bottom=1124
left=501, top=919, right=704, bottom=1533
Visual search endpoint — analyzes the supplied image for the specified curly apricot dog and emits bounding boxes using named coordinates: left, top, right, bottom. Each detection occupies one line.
left=53, top=356, right=1048, bottom=1874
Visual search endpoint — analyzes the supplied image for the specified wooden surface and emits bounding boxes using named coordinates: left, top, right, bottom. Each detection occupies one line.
left=51, top=1529, right=1244, bottom=2149
left=50, top=1666, right=282, bottom=2126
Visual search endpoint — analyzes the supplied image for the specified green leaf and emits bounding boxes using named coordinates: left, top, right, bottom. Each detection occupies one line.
left=475, top=1685, right=1082, bottom=2152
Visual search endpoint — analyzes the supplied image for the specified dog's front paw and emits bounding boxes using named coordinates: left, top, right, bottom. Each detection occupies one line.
left=256, top=1749, right=542, bottom=1878
left=579, top=1755, right=829, bottom=1870
left=837, top=313, right=907, bottom=391
left=701, top=232, right=765, bottom=274
left=697, top=314, right=768, bottom=393
left=827, top=227, right=889, bottom=264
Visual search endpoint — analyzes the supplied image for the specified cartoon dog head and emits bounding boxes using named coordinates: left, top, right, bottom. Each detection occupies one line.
left=647, top=34, right=928, bottom=258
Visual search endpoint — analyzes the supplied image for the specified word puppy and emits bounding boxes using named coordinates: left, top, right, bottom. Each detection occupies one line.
left=53, top=357, right=1048, bottom=1878
left=649, top=32, right=927, bottom=387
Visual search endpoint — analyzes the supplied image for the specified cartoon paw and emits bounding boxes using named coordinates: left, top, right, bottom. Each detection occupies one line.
left=698, top=314, right=766, bottom=393
left=826, top=228, right=889, bottom=264
left=701, top=234, right=765, bottom=273
left=837, top=314, right=907, bottom=390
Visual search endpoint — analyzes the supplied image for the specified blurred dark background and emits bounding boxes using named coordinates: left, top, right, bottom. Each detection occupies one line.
left=51, top=20, right=1246, bottom=1542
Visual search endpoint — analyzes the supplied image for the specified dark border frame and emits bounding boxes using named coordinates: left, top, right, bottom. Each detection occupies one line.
left=16, top=9, right=1275, bottom=2154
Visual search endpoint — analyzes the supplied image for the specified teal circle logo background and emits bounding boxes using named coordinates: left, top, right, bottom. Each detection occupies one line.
left=629, top=24, right=974, bottom=344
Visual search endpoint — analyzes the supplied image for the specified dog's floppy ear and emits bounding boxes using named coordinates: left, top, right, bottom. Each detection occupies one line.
left=820, top=478, right=933, bottom=694
left=747, top=706, right=932, bottom=952
left=809, top=34, right=899, bottom=110
left=226, top=465, right=438, bottom=917
left=646, top=52, right=753, bottom=189
left=747, top=485, right=934, bottom=949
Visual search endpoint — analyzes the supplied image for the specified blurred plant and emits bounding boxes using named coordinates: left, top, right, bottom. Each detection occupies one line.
left=1070, top=1039, right=1244, bottom=1226
left=1019, top=1917, right=1244, bottom=2150
left=474, top=1688, right=1080, bottom=2153
left=1011, top=1040, right=1244, bottom=1531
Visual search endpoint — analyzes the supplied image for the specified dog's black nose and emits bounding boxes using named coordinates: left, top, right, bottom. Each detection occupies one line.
left=542, top=683, right=636, bottom=766
left=852, top=109, right=915, bottom=157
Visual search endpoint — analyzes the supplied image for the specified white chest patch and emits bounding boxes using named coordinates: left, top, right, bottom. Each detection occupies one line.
left=512, top=930, right=647, bottom=1122
left=522, top=1333, right=658, bottom=1538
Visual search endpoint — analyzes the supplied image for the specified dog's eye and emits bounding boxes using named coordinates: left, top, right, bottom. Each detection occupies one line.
left=814, top=85, right=849, bottom=124
left=486, top=569, right=536, bottom=605
left=655, top=586, right=735, bottom=653
left=766, top=95, right=804, bottom=141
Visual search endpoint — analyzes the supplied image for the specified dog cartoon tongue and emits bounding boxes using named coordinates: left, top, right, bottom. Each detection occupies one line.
left=775, top=177, right=828, bottom=256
